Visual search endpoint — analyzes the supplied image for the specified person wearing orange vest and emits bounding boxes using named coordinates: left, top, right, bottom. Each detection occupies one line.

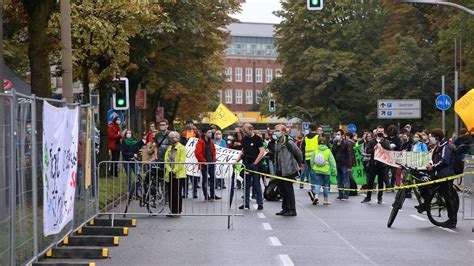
left=301, top=123, right=320, bottom=199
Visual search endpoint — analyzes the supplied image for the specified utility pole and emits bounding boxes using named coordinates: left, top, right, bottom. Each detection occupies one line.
left=454, top=71, right=459, bottom=137
left=60, top=0, right=73, bottom=103
left=442, top=75, right=446, bottom=134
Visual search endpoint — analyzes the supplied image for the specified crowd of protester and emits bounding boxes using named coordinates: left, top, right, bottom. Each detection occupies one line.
left=107, top=118, right=473, bottom=223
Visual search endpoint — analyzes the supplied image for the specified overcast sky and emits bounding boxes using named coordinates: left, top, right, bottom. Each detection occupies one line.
left=232, top=0, right=283, bottom=24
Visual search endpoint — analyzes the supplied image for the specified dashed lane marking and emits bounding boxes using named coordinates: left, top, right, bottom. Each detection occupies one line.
left=410, top=214, right=427, bottom=221
left=263, top=223, right=273, bottom=231
left=269, top=236, right=282, bottom=246
left=279, top=254, right=294, bottom=266
left=257, top=213, right=266, bottom=219
left=468, top=240, right=474, bottom=244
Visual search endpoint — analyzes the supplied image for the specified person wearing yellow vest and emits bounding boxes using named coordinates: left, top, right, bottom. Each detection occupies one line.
left=310, top=135, right=337, bottom=205
left=301, top=124, right=320, bottom=197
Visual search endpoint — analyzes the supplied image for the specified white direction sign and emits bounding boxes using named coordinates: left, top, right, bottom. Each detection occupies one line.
left=377, top=99, right=421, bottom=119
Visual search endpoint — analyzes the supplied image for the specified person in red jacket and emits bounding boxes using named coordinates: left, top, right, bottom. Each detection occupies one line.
left=194, top=127, right=220, bottom=200
left=108, top=116, right=123, bottom=177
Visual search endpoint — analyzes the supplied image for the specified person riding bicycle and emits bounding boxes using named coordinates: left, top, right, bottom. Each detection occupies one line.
left=420, top=128, right=457, bottom=228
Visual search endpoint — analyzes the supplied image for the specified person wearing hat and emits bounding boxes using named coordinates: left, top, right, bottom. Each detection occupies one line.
left=194, top=126, right=221, bottom=200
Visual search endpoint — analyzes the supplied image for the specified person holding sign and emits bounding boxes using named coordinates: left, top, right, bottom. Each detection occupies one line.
left=195, top=127, right=221, bottom=200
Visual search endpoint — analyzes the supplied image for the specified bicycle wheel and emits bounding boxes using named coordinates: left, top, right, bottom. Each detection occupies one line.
left=387, top=189, right=407, bottom=228
left=426, top=190, right=452, bottom=227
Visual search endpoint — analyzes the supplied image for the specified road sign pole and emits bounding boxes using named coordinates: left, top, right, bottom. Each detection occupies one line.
left=454, top=71, right=459, bottom=138
left=442, top=75, right=445, bottom=134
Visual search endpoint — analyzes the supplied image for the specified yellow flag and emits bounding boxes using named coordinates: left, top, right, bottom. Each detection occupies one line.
left=209, top=103, right=239, bottom=130
left=454, top=89, right=474, bottom=131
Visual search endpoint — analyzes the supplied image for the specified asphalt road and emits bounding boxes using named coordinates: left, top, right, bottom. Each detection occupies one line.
left=98, top=185, right=474, bottom=266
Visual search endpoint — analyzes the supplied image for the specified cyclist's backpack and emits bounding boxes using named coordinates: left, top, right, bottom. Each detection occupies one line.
left=451, top=145, right=464, bottom=175
left=264, top=179, right=281, bottom=201
left=313, top=152, right=326, bottom=167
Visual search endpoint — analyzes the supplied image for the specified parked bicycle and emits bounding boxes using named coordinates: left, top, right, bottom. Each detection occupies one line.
left=387, top=164, right=459, bottom=228
left=124, top=160, right=167, bottom=216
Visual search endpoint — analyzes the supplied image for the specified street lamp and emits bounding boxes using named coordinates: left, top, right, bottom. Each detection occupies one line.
left=398, top=0, right=474, bottom=15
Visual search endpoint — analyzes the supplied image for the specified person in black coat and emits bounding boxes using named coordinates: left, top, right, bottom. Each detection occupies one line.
left=122, top=129, right=142, bottom=193
left=361, top=126, right=391, bottom=204
left=386, top=124, right=401, bottom=188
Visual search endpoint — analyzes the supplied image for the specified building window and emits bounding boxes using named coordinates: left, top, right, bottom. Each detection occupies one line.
left=236, top=89, right=243, bottom=104
left=225, top=67, right=232, bottom=82
left=256, top=90, right=262, bottom=104
left=276, top=69, right=282, bottom=78
left=225, top=89, right=232, bottom=104
left=246, top=90, right=253, bottom=105
left=218, top=90, right=222, bottom=102
left=235, top=67, right=242, bottom=82
left=256, top=68, right=263, bottom=83
left=245, top=68, right=253, bottom=83
left=266, top=69, right=273, bottom=83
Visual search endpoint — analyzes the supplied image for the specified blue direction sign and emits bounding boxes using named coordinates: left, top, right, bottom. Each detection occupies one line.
left=347, top=124, right=357, bottom=133
left=108, top=109, right=124, bottom=124
left=302, top=122, right=310, bottom=131
left=435, top=95, right=452, bottom=111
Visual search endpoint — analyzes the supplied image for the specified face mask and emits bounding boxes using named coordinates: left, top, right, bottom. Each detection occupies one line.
left=215, top=134, right=222, bottom=139
left=116, top=119, right=122, bottom=125
left=243, top=131, right=250, bottom=137
left=402, top=138, right=408, bottom=143
left=207, top=133, right=213, bottom=139
left=159, top=125, right=166, bottom=131
left=429, top=136, right=437, bottom=144
left=186, top=125, right=193, bottom=130
left=422, top=135, right=428, bottom=140
left=126, top=134, right=132, bottom=139
left=228, top=136, right=234, bottom=141
left=334, top=135, right=341, bottom=142
left=413, top=137, right=420, bottom=142
left=316, top=130, right=323, bottom=135
left=26, top=128, right=32, bottom=134
left=377, top=133, right=384, bottom=138
left=275, top=131, right=282, bottom=139
left=272, top=134, right=277, bottom=140
left=149, top=127, right=154, bottom=131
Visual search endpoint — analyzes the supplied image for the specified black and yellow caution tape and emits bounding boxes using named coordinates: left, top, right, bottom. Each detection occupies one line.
left=244, top=169, right=474, bottom=193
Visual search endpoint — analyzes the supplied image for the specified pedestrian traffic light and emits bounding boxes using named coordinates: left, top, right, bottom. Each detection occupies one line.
left=269, top=99, right=276, bottom=113
left=112, top=77, right=129, bottom=110
left=307, top=0, right=323, bottom=11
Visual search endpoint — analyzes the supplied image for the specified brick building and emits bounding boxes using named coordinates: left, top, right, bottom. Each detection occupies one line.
left=219, top=22, right=282, bottom=112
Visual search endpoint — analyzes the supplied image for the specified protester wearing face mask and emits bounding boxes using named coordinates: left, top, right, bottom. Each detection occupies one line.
left=164, top=131, right=187, bottom=217
left=195, top=127, right=220, bottom=200
left=154, top=119, right=171, bottom=162
left=108, top=116, right=123, bottom=177
left=331, top=129, right=353, bottom=201
left=411, top=132, right=428, bottom=152
left=423, top=128, right=457, bottom=228
left=213, top=130, right=227, bottom=189
left=180, top=119, right=199, bottom=145
left=121, top=129, right=142, bottom=192
left=400, top=132, right=413, bottom=151
left=361, top=126, right=391, bottom=204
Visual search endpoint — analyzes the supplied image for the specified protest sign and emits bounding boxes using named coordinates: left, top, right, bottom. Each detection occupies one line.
left=375, top=147, right=430, bottom=169
left=185, top=138, right=241, bottom=179
left=42, top=102, right=79, bottom=236
left=352, top=144, right=367, bottom=184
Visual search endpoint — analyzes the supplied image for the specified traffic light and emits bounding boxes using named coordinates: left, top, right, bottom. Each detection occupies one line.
left=269, top=99, right=276, bottom=113
left=307, top=0, right=323, bottom=11
left=112, top=77, right=129, bottom=110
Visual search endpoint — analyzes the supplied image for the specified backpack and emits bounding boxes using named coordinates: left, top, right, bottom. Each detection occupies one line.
left=313, top=152, right=326, bottom=167
left=264, top=179, right=281, bottom=201
left=451, top=145, right=464, bottom=175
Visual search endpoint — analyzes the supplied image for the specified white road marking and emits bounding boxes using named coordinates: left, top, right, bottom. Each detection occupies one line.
left=279, top=254, right=294, bottom=266
left=469, top=240, right=474, bottom=244
left=300, top=204, right=376, bottom=265
left=410, top=214, right=427, bottom=221
left=263, top=223, right=273, bottom=231
left=438, top=227, right=457, bottom=233
left=360, top=194, right=367, bottom=197
left=269, top=236, right=282, bottom=246
left=257, top=213, right=266, bottom=219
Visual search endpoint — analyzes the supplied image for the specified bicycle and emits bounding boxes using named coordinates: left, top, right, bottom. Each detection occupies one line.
left=387, top=164, right=459, bottom=228
left=124, top=160, right=167, bottom=216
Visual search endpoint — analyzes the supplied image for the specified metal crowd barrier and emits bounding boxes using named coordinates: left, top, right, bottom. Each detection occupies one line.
left=98, top=161, right=245, bottom=228
left=462, top=156, right=474, bottom=225
left=0, top=90, right=98, bottom=266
